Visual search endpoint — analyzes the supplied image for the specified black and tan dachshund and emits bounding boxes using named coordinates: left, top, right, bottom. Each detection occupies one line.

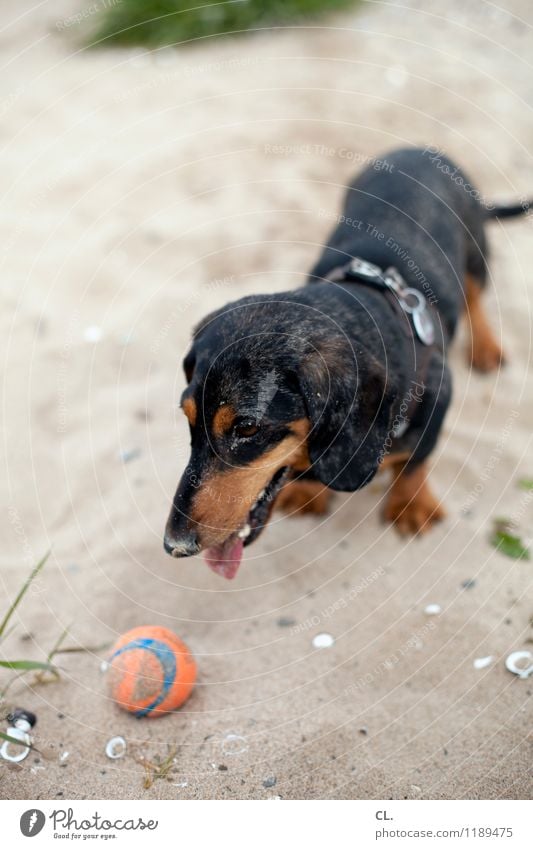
left=164, top=146, right=529, bottom=578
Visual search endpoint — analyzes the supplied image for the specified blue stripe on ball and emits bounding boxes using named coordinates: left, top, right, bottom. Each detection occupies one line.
left=109, top=637, right=177, bottom=716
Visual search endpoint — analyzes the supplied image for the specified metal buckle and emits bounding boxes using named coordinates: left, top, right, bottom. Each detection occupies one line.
left=344, top=260, right=435, bottom=346
left=383, top=266, right=405, bottom=294
left=349, top=257, right=384, bottom=281
left=384, top=269, right=435, bottom=346
left=412, top=306, right=435, bottom=346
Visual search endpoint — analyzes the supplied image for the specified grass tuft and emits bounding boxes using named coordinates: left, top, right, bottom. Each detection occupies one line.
left=1, top=554, right=112, bottom=702
left=0, top=552, right=61, bottom=699
left=89, top=0, right=356, bottom=48
left=490, top=518, right=530, bottom=561
left=0, top=551, right=50, bottom=642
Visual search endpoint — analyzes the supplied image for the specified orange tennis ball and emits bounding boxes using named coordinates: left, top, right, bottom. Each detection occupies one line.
left=107, top=626, right=196, bottom=717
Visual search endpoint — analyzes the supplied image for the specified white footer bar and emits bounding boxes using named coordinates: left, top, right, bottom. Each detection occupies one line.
left=2, top=799, right=531, bottom=848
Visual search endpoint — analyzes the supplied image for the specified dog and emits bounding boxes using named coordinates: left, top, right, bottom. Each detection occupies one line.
left=164, top=146, right=529, bottom=578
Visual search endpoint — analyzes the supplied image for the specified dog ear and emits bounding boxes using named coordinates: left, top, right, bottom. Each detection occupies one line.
left=184, top=304, right=228, bottom=384
left=182, top=347, right=196, bottom=383
left=298, top=342, right=397, bottom=491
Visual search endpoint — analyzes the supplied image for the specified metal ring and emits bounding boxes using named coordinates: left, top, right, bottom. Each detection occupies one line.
left=400, top=288, right=426, bottom=314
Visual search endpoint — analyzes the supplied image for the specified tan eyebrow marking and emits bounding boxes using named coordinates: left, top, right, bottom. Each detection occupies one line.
left=212, top=404, right=237, bottom=438
left=182, top=397, right=197, bottom=427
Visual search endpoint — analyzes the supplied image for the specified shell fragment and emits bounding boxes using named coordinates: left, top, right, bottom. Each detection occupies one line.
left=505, top=650, right=533, bottom=679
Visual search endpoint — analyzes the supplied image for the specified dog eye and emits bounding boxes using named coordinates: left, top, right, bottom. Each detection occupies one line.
left=234, top=421, right=259, bottom=439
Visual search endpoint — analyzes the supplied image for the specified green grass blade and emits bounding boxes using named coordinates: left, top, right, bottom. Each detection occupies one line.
left=55, top=641, right=111, bottom=655
left=0, top=729, right=40, bottom=754
left=0, top=660, right=56, bottom=671
left=0, top=730, right=29, bottom=748
left=46, top=625, right=70, bottom=663
left=0, top=550, right=50, bottom=640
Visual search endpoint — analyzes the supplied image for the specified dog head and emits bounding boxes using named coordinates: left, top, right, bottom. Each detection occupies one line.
left=164, top=293, right=397, bottom=578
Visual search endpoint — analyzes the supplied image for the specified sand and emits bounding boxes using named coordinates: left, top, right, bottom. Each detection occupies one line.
left=1, top=0, right=532, bottom=800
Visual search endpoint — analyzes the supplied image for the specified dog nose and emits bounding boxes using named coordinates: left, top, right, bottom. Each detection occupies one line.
left=163, top=530, right=200, bottom=558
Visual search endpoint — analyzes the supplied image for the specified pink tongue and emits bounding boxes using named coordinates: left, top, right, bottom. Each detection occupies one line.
left=204, top=537, right=244, bottom=580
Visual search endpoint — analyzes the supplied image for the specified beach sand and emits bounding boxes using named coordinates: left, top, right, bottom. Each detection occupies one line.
left=1, top=0, right=532, bottom=800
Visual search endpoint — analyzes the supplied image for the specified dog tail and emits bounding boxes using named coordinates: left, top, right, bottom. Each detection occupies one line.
left=485, top=200, right=532, bottom=219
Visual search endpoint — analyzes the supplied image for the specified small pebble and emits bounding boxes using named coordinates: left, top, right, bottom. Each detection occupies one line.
left=218, top=764, right=228, bottom=771
left=473, top=655, right=494, bottom=670
left=312, top=633, right=335, bottom=649
left=424, top=603, right=441, bottom=616
left=359, top=727, right=368, bottom=736
left=277, top=616, right=296, bottom=628
left=118, top=447, right=141, bottom=463
left=461, top=579, right=476, bottom=590
left=262, top=776, right=277, bottom=788
left=83, top=325, right=103, bottom=343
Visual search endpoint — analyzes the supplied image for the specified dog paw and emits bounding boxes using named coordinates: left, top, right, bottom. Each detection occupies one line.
left=275, top=481, right=331, bottom=516
left=384, top=485, right=445, bottom=535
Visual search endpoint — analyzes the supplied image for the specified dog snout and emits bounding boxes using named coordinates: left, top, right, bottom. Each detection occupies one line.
left=164, top=502, right=200, bottom=557
left=164, top=467, right=204, bottom=557
left=163, top=527, right=200, bottom=557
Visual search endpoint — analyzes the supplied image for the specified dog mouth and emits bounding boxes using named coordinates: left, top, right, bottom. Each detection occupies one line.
left=204, top=466, right=289, bottom=580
